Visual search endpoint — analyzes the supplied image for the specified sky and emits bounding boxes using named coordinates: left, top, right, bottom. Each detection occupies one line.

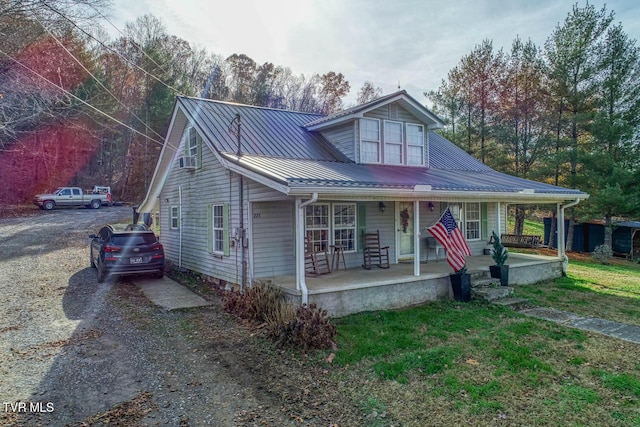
left=108, top=0, right=640, bottom=106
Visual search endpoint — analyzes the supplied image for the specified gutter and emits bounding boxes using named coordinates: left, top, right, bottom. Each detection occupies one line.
left=559, top=198, right=582, bottom=275
left=296, top=192, right=318, bottom=305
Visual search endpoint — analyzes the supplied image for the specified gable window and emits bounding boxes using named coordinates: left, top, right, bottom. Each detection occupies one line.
left=170, top=206, right=179, bottom=229
left=360, top=118, right=380, bottom=163
left=406, top=123, right=424, bottom=166
left=333, top=203, right=356, bottom=251
left=187, top=126, right=198, bottom=158
left=384, top=121, right=403, bottom=165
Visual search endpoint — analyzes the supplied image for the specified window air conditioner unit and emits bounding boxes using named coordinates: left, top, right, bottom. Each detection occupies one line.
left=178, top=156, right=197, bottom=169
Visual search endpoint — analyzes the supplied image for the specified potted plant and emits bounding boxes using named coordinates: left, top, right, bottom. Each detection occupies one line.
left=489, top=231, right=509, bottom=286
left=449, top=265, right=471, bottom=302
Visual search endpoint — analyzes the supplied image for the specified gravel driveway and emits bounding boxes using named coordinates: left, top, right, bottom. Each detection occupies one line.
left=0, top=207, right=364, bottom=426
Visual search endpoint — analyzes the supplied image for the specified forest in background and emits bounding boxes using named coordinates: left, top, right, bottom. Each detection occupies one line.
left=1, top=1, right=640, bottom=248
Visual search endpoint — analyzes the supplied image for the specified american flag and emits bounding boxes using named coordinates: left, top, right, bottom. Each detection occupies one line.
left=427, top=207, right=471, bottom=272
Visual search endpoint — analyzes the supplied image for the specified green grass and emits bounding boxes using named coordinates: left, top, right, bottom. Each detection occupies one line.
left=332, top=257, right=640, bottom=426
left=507, top=217, right=544, bottom=236
left=515, top=259, right=640, bottom=326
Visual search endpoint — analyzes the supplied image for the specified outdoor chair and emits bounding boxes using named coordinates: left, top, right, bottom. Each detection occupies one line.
left=362, top=230, right=390, bottom=269
left=304, top=236, right=331, bottom=276
left=425, top=236, right=446, bottom=262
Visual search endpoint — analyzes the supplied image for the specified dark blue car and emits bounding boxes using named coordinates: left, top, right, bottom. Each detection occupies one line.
left=90, top=224, right=164, bottom=283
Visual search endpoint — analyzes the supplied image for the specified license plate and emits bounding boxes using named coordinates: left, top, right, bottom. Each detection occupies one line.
left=130, top=257, right=143, bottom=264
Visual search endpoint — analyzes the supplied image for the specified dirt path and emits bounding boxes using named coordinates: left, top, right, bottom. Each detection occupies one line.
left=0, top=207, right=363, bottom=426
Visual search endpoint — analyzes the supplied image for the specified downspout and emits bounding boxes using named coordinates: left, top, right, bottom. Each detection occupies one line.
left=236, top=114, right=247, bottom=291
left=558, top=199, right=581, bottom=276
left=296, top=192, right=318, bottom=305
left=178, top=185, right=183, bottom=269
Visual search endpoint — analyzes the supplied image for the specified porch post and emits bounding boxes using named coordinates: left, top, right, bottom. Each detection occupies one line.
left=557, top=202, right=567, bottom=272
left=295, top=197, right=308, bottom=304
left=414, top=200, right=420, bottom=276
left=496, top=201, right=502, bottom=234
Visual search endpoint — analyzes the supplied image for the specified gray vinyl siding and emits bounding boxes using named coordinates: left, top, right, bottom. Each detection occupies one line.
left=251, top=201, right=295, bottom=278
left=318, top=122, right=356, bottom=161
left=159, top=133, right=247, bottom=285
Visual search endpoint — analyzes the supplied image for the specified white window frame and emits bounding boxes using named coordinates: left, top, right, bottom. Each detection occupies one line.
left=383, top=120, right=403, bottom=165
left=212, top=204, right=224, bottom=254
left=305, top=203, right=330, bottom=252
left=187, top=126, right=198, bottom=158
left=332, top=203, right=357, bottom=253
left=406, top=123, right=424, bottom=166
left=360, top=118, right=380, bottom=164
left=444, top=202, right=482, bottom=242
left=465, top=202, right=481, bottom=241
left=170, top=206, right=179, bottom=229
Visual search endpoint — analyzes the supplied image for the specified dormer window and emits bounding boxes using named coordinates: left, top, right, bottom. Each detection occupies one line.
left=406, top=123, right=424, bottom=166
left=384, top=121, right=403, bottom=165
left=360, top=118, right=380, bottom=163
left=360, top=118, right=425, bottom=166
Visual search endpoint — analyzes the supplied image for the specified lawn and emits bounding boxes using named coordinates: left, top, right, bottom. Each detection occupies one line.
left=331, top=257, right=640, bottom=426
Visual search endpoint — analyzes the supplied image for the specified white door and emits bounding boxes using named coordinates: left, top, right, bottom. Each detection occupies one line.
left=397, top=201, right=414, bottom=260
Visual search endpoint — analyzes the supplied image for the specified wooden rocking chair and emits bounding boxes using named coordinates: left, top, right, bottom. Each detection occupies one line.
left=362, top=230, right=390, bottom=269
left=304, top=236, right=331, bottom=276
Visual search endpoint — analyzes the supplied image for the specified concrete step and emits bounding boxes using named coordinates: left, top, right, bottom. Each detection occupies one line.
left=472, top=286, right=513, bottom=302
left=492, top=297, right=531, bottom=310
left=472, top=278, right=500, bottom=288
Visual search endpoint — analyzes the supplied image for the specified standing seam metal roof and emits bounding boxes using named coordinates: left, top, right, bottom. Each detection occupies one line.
left=178, top=97, right=350, bottom=162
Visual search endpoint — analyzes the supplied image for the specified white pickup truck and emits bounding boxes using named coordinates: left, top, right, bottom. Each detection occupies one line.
left=33, top=186, right=112, bottom=210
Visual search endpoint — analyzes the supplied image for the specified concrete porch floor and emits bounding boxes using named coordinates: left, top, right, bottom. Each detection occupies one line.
left=259, top=252, right=562, bottom=295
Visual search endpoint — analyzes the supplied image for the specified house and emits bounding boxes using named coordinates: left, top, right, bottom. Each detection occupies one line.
left=137, top=91, right=588, bottom=316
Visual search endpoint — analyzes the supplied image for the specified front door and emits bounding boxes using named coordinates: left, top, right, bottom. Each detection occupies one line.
left=397, top=201, right=414, bottom=260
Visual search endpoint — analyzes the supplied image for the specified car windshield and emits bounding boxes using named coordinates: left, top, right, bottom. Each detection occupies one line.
left=111, top=233, right=157, bottom=246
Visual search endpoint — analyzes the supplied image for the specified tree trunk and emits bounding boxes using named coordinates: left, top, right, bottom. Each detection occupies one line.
left=514, top=205, right=525, bottom=235
left=604, top=215, right=613, bottom=249
left=549, top=214, right=557, bottom=249
left=566, top=217, right=575, bottom=252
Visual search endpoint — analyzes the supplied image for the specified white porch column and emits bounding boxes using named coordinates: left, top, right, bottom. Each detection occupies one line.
left=557, top=202, right=566, bottom=273
left=296, top=193, right=317, bottom=304
left=414, top=199, right=420, bottom=276
left=295, top=198, right=305, bottom=292
left=496, top=201, right=502, bottom=234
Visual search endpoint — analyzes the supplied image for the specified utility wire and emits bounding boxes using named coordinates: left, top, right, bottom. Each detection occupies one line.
left=32, top=13, right=166, bottom=141
left=40, top=0, right=186, bottom=97
left=0, top=47, right=169, bottom=149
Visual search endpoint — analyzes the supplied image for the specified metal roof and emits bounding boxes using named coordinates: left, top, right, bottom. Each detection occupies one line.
left=221, top=152, right=586, bottom=196
left=303, top=90, right=445, bottom=130
left=177, top=97, right=350, bottom=161
left=176, top=96, right=586, bottom=199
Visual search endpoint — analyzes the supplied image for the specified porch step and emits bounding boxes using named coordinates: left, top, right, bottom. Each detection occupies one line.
left=492, top=297, right=531, bottom=311
left=472, top=286, right=513, bottom=302
left=472, top=277, right=501, bottom=288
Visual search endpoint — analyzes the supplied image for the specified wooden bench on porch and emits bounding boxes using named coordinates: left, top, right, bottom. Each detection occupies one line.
left=497, top=234, right=542, bottom=248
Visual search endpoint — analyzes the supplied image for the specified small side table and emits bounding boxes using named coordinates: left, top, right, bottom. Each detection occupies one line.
left=330, top=245, right=347, bottom=271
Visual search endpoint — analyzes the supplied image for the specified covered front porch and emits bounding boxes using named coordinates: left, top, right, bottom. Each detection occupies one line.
left=256, top=253, right=562, bottom=317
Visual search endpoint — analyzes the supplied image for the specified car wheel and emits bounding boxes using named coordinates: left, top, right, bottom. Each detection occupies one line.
left=97, top=264, right=105, bottom=283
left=90, top=200, right=101, bottom=209
left=43, top=201, right=55, bottom=210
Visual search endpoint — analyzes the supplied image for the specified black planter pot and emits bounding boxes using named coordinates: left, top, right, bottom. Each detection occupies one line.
left=489, top=265, right=510, bottom=286
left=450, top=273, right=471, bottom=302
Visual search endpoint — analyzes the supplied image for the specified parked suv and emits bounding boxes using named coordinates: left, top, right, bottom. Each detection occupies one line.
left=90, top=224, right=164, bottom=283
